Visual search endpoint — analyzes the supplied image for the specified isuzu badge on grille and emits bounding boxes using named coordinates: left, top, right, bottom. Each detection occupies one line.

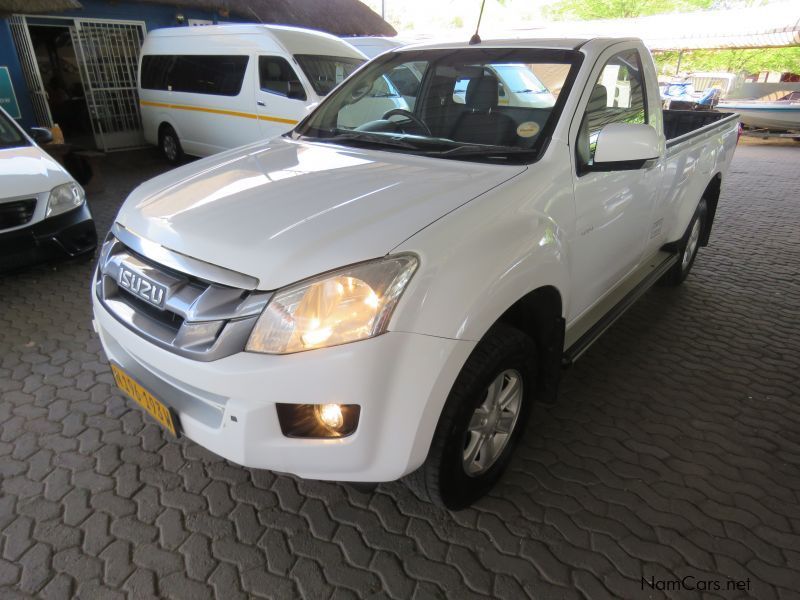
left=118, top=267, right=166, bottom=308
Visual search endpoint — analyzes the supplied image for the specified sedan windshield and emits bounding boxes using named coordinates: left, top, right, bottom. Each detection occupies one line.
left=293, top=47, right=580, bottom=163
left=0, top=110, right=28, bottom=149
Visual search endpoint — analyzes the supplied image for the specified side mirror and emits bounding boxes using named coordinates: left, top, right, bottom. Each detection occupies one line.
left=287, top=80, right=307, bottom=101
left=591, top=123, right=660, bottom=171
left=30, top=127, right=54, bottom=145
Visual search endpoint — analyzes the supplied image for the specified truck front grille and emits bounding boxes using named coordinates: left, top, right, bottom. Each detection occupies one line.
left=95, top=233, right=271, bottom=361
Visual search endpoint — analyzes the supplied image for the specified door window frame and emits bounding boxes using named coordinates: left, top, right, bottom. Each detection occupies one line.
left=569, top=43, right=655, bottom=177
left=257, top=54, right=308, bottom=101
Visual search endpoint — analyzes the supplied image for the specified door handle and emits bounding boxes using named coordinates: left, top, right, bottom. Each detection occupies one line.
left=257, top=100, right=266, bottom=107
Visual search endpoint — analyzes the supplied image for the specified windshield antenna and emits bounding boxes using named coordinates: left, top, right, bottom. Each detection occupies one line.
left=469, top=0, right=487, bottom=45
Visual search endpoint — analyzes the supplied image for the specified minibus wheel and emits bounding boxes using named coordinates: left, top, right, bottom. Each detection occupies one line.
left=159, top=124, right=184, bottom=164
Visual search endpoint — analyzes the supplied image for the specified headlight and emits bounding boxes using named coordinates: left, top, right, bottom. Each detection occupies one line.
left=46, top=182, right=85, bottom=218
left=246, top=254, right=418, bottom=354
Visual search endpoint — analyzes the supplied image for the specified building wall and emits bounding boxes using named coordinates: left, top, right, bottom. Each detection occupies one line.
left=0, top=0, right=250, bottom=129
left=0, top=19, right=37, bottom=126
left=39, top=0, right=236, bottom=31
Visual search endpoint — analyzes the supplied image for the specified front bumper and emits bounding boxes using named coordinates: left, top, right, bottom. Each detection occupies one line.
left=0, top=204, right=97, bottom=273
left=93, top=295, right=475, bottom=481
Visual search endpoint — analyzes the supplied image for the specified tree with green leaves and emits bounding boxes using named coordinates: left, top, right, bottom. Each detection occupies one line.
left=544, top=0, right=798, bottom=76
left=654, top=47, right=800, bottom=76
left=545, top=0, right=714, bottom=20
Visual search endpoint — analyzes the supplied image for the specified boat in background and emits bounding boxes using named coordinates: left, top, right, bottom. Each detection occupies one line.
left=717, top=92, right=800, bottom=133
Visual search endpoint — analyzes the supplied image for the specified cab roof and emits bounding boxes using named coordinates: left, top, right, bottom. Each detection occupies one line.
left=396, top=35, right=640, bottom=53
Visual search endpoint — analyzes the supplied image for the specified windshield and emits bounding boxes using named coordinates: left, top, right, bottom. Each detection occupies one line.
left=293, top=47, right=580, bottom=163
left=0, top=110, right=28, bottom=149
left=294, top=54, right=365, bottom=96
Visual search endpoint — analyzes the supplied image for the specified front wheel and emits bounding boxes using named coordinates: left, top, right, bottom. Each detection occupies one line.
left=159, top=125, right=184, bottom=164
left=407, top=323, right=536, bottom=509
left=661, top=198, right=707, bottom=286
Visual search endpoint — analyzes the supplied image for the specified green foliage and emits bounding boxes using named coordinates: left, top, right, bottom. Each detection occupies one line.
left=654, top=47, right=800, bottom=75
left=545, top=0, right=714, bottom=20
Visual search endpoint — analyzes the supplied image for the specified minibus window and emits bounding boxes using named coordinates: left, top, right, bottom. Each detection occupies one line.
left=259, top=57, right=307, bottom=101
left=141, top=55, right=249, bottom=96
left=294, top=55, right=364, bottom=96
left=140, top=55, right=174, bottom=91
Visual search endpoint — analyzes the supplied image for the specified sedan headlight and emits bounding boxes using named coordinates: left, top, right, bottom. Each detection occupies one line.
left=246, top=254, right=418, bottom=354
left=46, top=182, right=85, bottom=218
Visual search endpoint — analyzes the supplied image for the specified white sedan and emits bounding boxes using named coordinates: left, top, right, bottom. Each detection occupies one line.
left=0, top=107, right=96, bottom=273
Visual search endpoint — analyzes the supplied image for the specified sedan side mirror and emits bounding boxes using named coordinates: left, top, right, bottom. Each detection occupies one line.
left=591, top=123, right=660, bottom=171
left=287, top=80, right=307, bottom=101
left=29, top=127, right=54, bottom=145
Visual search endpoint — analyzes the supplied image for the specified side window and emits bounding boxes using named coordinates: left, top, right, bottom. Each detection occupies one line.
left=259, top=56, right=307, bottom=101
left=167, top=55, right=249, bottom=96
left=140, top=55, right=173, bottom=90
left=577, top=49, right=647, bottom=167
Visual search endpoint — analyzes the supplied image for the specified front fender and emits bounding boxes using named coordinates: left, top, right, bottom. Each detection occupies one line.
left=390, top=163, right=573, bottom=342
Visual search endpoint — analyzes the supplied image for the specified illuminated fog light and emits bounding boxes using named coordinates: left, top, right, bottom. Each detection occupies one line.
left=317, top=403, right=344, bottom=430
left=276, top=403, right=361, bottom=438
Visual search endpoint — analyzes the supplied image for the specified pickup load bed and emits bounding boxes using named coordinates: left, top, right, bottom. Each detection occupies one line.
left=93, top=35, right=739, bottom=509
left=664, top=109, right=738, bottom=142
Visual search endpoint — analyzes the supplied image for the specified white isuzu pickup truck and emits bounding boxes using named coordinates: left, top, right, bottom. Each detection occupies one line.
left=93, top=36, right=739, bottom=508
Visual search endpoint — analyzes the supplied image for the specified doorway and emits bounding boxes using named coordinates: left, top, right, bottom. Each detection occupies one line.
left=9, top=15, right=146, bottom=151
left=29, top=24, right=93, bottom=148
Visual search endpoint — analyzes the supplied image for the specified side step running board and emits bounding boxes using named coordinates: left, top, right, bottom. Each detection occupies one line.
left=562, top=251, right=678, bottom=366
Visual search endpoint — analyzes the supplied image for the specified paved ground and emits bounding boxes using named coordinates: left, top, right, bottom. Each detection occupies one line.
left=1, top=138, right=799, bottom=600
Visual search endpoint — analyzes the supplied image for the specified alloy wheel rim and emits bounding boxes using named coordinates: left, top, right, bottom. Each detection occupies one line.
left=462, top=369, right=523, bottom=477
left=163, top=136, right=177, bottom=161
left=682, top=219, right=701, bottom=271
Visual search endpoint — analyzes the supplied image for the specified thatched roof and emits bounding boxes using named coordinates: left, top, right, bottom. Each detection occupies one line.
left=224, top=0, right=396, bottom=36
left=0, top=0, right=395, bottom=36
left=0, top=0, right=80, bottom=14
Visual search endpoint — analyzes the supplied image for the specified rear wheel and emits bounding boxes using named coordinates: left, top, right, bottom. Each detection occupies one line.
left=661, top=198, right=707, bottom=286
left=159, top=125, right=184, bottom=164
left=407, top=323, right=536, bottom=509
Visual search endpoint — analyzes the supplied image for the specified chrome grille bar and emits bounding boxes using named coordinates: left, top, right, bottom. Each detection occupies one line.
left=96, top=232, right=270, bottom=362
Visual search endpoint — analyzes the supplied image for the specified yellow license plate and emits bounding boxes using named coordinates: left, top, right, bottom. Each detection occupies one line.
left=111, top=364, right=180, bottom=437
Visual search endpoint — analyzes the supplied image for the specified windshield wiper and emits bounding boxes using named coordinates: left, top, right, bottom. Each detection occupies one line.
left=324, top=131, right=421, bottom=150
left=428, top=144, right=539, bottom=160
left=295, top=130, right=537, bottom=161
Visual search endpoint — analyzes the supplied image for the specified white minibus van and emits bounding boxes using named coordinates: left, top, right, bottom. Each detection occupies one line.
left=139, top=24, right=389, bottom=161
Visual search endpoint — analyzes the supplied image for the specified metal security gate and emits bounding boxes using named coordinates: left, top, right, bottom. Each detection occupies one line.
left=8, top=15, right=53, bottom=128
left=70, top=19, right=146, bottom=151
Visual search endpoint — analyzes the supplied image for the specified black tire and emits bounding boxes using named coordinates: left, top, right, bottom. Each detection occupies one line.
left=660, top=198, right=707, bottom=286
left=407, top=323, right=536, bottom=509
left=159, top=124, right=184, bottom=164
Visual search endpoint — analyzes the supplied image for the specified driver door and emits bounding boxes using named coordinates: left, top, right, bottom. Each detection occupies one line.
left=256, top=55, right=311, bottom=140
left=567, top=45, right=664, bottom=321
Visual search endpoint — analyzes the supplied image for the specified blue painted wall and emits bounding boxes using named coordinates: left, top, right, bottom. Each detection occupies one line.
left=0, top=20, right=37, bottom=127
left=39, top=0, right=237, bottom=31
left=0, top=0, right=250, bottom=128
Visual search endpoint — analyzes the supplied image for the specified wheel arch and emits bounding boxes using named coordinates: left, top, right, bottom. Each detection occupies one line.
left=699, top=173, right=721, bottom=246
left=157, top=120, right=181, bottom=142
left=664, top=172, right=722, bottom=252
left=495, top=284, right=565, bottom=404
